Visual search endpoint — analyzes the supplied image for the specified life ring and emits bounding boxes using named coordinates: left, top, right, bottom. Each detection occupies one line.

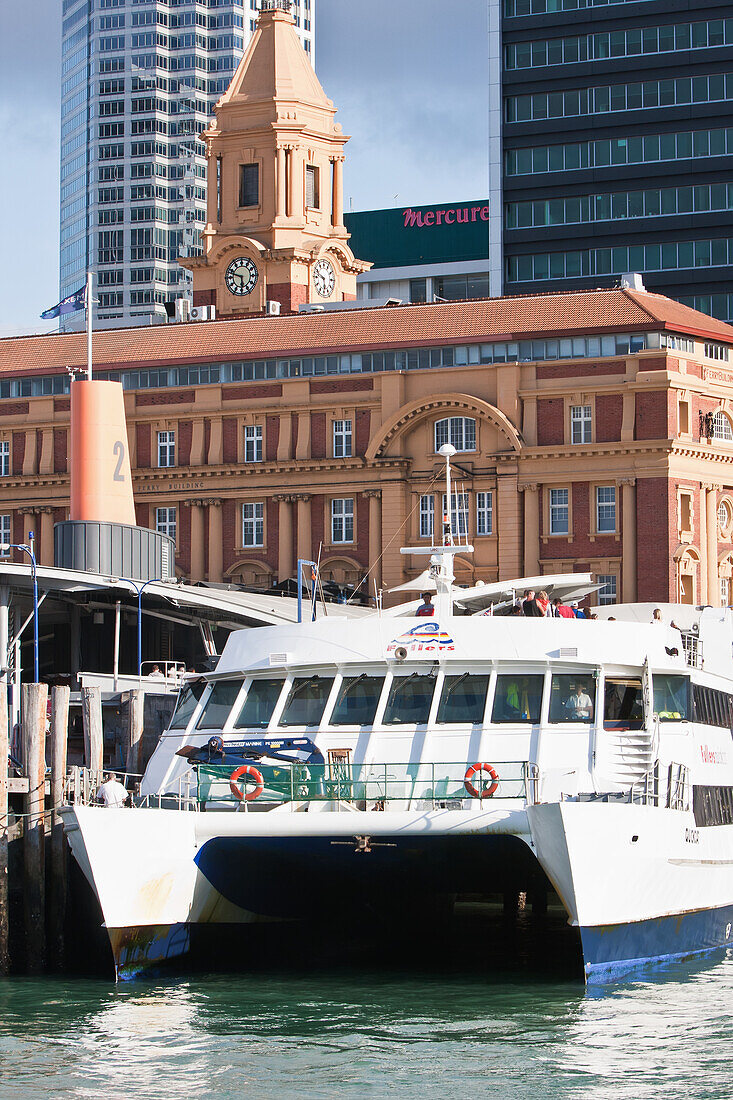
left=464, top=762, right=499, bottom=799
left=229, top=764, right=264, bottom=802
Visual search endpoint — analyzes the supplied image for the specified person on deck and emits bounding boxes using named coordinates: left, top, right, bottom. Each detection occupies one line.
left=552, top=598, right=575, bottom=618
left=96, top=772, right=129, bottom=807
left=415, top=592, right=435, bottom=617
left=522, top=590, right=543, bottom=617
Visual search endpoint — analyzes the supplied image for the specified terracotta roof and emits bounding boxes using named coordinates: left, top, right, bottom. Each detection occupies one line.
left=2, top=289, right=732, bottom=377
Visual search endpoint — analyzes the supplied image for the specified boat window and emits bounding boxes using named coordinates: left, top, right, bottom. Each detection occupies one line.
left=196, top=680, right=244, bottom=730
left=233, top=678, right=284, bottom=729
left=279, top=676, right=334, bottom=727
left=548, top=674, right=595, bottom=723
left=383, top=674, right=435, bottom=725
left=436, top=674, right=489, bottom=724
left=604, top=677, right=643, bottom=727
left=653, top=674, right=689, bottom=721
left=330, top=675, right=384, bottom=726
left=169, top=679, right=207, bottom=728
left=491, top=675, right=543, bottom=724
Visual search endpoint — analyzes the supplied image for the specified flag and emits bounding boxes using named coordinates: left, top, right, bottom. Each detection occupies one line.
left=40, top=285, right=87, bottom=320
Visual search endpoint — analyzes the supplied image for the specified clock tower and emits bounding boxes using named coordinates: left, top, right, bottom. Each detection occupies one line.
left=182, top=0, right=371, bottom=316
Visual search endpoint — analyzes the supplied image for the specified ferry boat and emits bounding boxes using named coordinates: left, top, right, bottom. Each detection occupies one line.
left=61, top=448, right=733, bottom=982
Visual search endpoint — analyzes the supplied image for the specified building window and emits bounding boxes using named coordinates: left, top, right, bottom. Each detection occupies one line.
left=243, top=425, right=263, bottom=463
left=0, top=441, right=9, bottom=477
left=409, top=278, right=427, bottom=303
left=239, top=163, right=259, bottom=207
left=571, top=405, right=592, bottom=444
left=0, top=515, right=10, bottom=555
left=242, top=502, right=264, bottom=548
left=434, top=417, right=476, bottom=453
left=550, top=488, right=569, bottom=535
left=713, top=412, right=733, bottom=441
left=305, top=164, right=320, bottom=209
left=331, top=498, right=354, bottom=543
left=442, top=493, right=469, bottom=537
left=476, top=492, right=493, bottom=536
left=157, top=430, right=175, bottom=468
left=718, top=499, right=732, bottom=534
left=596, top=486, right=617, bottom=533
left=679, top=492, right=692, bottom=532
left=155, top=507, right=176, bottom=545
left=704, top=342, right=730, bottom=362
left=598, top=574, right=617, bottom=605
left=419, top=495, right=434, bottom=539
left=333, top=419, right=352, bottom=458
left=721, top=578, right=730, bottom=606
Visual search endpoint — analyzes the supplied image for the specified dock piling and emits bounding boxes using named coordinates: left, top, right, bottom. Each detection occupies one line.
left=50, top=685, right=70, bottom=969
left=22, top=682, right=48, bottom=974
left=81, top=686, right=103, bottom=773
left=126, top=689, right=144, bottom=777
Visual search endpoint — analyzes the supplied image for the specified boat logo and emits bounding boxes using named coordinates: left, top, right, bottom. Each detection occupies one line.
left=386, top=621, right=455, bottom=655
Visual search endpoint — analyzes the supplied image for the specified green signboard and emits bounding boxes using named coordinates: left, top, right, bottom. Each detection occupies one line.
left=344, top=200, right=490, bottom=271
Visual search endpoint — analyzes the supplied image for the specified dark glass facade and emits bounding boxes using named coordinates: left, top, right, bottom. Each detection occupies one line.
left=502, top=0, right=733, bottom=320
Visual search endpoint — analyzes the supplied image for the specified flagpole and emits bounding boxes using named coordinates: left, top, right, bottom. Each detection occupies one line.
left=86, top=271, right=93, bottom=381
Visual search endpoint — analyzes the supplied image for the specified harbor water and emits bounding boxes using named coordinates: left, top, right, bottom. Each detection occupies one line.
left=0, top=953, right=731, bottom=1099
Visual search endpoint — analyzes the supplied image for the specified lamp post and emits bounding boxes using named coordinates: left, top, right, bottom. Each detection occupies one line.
left=0, top=533, right=39, bottom=683
left=118, top=577, right=160, bottom=678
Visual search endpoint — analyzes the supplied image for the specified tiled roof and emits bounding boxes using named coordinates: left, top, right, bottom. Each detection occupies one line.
left=2, top=289, right=732, bottom=376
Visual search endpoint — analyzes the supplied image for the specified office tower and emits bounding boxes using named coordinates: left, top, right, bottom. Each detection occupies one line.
left=59, top=0, right=314, bottom=329
left=498, top=0, right=733, bottom=321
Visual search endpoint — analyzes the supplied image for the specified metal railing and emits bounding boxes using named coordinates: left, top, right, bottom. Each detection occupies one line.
left=681, top=631, right=703, bottom=669
left=64, top=760, right=540, bottom=812
left=629, top=760, right=690, bottom=810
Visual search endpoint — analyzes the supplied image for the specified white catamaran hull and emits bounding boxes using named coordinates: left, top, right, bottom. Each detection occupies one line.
left=62, top=799, right=733, bottom=981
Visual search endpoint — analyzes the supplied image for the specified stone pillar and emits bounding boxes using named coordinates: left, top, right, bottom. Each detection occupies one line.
left=296, top=494, right=311, bottom=564
left=276, top=145, right=286, bottom=219
left=275, top=495, right=295, bottom=581
left=332, top=156, right=344, bottom=229
left=520, top=484, right=539, bottom=577
left=21, top=510, right=35, bottom=549
left=497, top=468, right=522, bottom=580
left=706, top=484, right=720, bottom=605
left=365, top=490, right=382, bottom=594
left=189, top=500, right=205, bottom=581
left=380, top=480, right=408, bottom=593
left=191, top=419, right=205, bottom=465
left=208, top=499, right=223, bottom=583
left=620, top=478, right=637, bottom=603
left=290, top=147, right=303, bottom=218
left=39, top=508, right=54, bottom=568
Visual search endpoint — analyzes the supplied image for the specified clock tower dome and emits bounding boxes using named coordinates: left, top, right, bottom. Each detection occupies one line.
left=181, top=0, right=371, bottom=316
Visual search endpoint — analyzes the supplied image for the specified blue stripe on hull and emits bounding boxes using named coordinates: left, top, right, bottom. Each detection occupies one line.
left=582, top=904, right=733, bottom=983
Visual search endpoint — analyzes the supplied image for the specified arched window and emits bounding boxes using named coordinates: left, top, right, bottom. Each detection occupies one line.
left=435, top=417, right=476, bottom=452
left=718, top=498, right=732, bottom=534
left=713, top=412, right=733, bottom=441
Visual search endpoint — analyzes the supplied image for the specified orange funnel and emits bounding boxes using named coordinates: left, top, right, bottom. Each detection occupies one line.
left=69, top=380, right=136, bottom=525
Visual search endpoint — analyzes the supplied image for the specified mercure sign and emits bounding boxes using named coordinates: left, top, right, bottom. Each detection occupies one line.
left=403, top=204, right=489, bottom=228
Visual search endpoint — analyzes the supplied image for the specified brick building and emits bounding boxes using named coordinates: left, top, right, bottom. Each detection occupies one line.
left=2, top=287, right=733, bottom=607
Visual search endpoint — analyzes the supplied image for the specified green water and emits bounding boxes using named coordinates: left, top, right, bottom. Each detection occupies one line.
left=0, top=955, right=731, bottom=1099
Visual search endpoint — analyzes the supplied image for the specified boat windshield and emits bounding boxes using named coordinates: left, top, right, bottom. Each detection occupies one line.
left=491, top=675, right=543, bottom=724
left=383, top=675, right=434, bottom=725
left=279, top=676, right=334, bottom=727
left=653, top=674, right=689, bottom=721
left=233, top=678, right=284, bottom=729
left=604, top=677, right=643, bottom=727
left=548, top=673, right=595, bottom=723
left=436, top=674, right=489, bottom=724
left=169, top=679, right=207, bottom=728
left=330, top=675, right=384, bottom=726
left=196, top=680, right=243, bottom=730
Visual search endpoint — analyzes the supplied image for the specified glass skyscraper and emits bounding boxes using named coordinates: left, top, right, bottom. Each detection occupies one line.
left=497, top=0, right=733, bottom=321
left=59, top=0, right=315, bottom=330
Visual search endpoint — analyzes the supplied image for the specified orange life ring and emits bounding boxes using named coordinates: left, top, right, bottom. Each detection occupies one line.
left=229, top=764, right=265, bottom=802
left=464, top=762, right=499, bottom=799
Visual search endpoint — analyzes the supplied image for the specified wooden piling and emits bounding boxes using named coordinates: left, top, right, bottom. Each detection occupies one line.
left=81, top=686, right=103, bottom=774
left=126, top=689, right=145, bottom=778
left=50, top=685, right=70, bottom=969
left=22, top=682, right=48, bottom=974
left=0, top=668, right=8, bottom=975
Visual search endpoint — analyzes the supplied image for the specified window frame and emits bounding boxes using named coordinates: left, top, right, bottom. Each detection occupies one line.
left=155, top=505, right=176, bottom=545
left=331, top=497, right=354, bottom=544
left=243, top=424, right=263, bottom=463
left=549, top=487, right=570, bottom=535
left=434, top=416, right=476, bottom=453
left=156, top=429, right=176, bottom=468
left=0, top=440, right=9, bottom=478
left=419, top=494, right=435, bottom=539
left=242, top=501, right=265, bottom=548
left=595, top=485, right=617, bottom=533
left=476, top=491, right=493, bottom=536
left=239, top=162, right=259, bottom=208
left=305, top=164, right=320, bottom=209
left=332, top=418, right=353, bottom=458
left=570, top=404, right=592, bottom=444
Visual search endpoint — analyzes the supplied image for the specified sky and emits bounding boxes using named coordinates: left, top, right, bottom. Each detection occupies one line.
left=0, top=0, right=488, bottom=338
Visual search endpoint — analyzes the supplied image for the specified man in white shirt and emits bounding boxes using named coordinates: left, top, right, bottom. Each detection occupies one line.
left=564, top=682, right=593, bottom=721
left=96, top=772, right=129, bottom=807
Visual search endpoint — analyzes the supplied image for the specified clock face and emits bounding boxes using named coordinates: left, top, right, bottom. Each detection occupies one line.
left=225, top=256, right=258, bottom=296
left=313, top=258, right=336, bottom=298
